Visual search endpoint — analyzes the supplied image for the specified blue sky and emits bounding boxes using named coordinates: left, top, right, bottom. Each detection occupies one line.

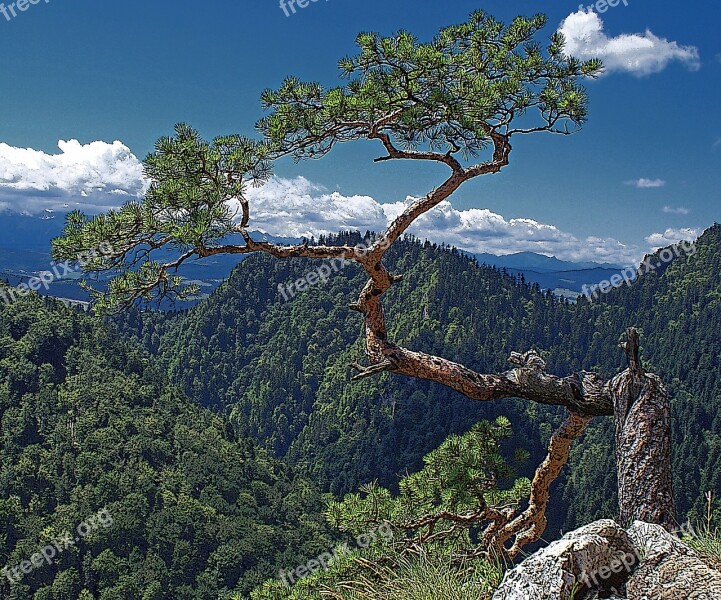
left=0, top=0, right=719, bottom=264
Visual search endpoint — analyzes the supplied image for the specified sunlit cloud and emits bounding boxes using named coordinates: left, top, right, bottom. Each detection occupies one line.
left=0, top=139, right=147, bottom=214
left=625, top=178, right=666, bottom=188
left=645, top=227, right=703, bottom=248
left=240, top=177, right=643, bottom=265
left=559, top=10, right=700, bottom=76
left=0, top=137, right=700, bottom=266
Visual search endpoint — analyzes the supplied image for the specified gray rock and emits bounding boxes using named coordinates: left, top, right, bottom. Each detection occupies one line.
left=491, top=519, right=721, bottom=600
left=492, top=520, right=636, bottom=600
left=626, top=521, right=721, bottom=599
left=586, top=593, right=627, bottom=600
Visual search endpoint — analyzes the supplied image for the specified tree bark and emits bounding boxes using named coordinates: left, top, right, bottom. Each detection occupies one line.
left=352, top=320, right=677, bottom=535
left=197, top=138, right=677, bottom=539
left=611, top=328, right=676, bottom=531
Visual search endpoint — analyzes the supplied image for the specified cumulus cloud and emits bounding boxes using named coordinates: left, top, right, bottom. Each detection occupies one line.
left=0, top=137, right=693, bottom=266
left=391, top=199, right=641, bottom=264
left=239, top=176, right=388, bottom=239
left=645, top=227, right=703, bottom=248
left=625, top=178, right=666, bottom=188
left=238, top=176, right=642, bottom=265
left=662, top=206, right=689, bottom=215
left=0, top=139, right=147, bottom=214
left=559, top=10, right=700, bottom=76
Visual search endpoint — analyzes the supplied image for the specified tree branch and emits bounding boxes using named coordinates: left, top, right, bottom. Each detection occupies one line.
left=197, top=237, right=364, bottom=262
left=488, top=410, right=593, bottom=558
left=377, top=344, right=613, bottom=416
left=369, top=131, right=465, bottom=173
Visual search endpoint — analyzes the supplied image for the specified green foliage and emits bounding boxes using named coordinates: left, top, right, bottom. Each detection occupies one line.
left=325, top=417, right=530, bottom=558
left=0, top=294, right=334, bottom=599
left=7, top=182, right=721, bottom=600
left=330, top=551, right=503, bottom=600
left=113, top=235, right=558, bottom=503
left=685, top=523, right=721, bottom=568
left=259, top=11, right=601, bottom=160
left=52, top=10, right=600, bottom=315
left=563, top=225, right=721, bottom=526
left=240, top=416, right=522, bottom=599
left=115, top=234, right=572, bottom=528
left=51, top=124, right=271, bottom=314
left=117, top=225, right=721, bottom=538
left=253, top=550, right=502, bottom=600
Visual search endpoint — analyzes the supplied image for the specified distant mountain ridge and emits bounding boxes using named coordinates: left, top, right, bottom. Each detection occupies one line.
left=473, top=251, right=630, bottom=297
left=0, top=212, right=630, bottom=301
left=474, top=251, right=624, bottom=273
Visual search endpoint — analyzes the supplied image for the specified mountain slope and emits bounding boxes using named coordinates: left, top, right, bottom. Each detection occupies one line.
left=116, top=235, right=565, bottom=492
left=562, top=224, right=721, bottom=524
left=118, top=226, right=721, bottom=533
left=0, top=293, right=333, bottom=599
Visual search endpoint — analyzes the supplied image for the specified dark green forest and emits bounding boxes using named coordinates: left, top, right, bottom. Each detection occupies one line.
left=0, top=295, right=335, bottom=599
left=2, top=224, right=720, bottom=598
left=117, top=225, right=721, bottom=531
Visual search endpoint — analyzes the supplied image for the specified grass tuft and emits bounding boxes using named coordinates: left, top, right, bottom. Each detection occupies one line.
left=317, top=551, right=504, bottom=600
left=685, top=523, right=721, bottom=572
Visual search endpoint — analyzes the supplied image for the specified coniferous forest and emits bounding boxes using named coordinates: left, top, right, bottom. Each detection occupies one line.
left=2, top=224, right=720, bottom=598
left=1, top=5, right=719, bottom=598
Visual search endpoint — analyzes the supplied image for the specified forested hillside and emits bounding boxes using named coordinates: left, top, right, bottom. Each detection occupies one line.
left=115, top=233, right=564, bottom=500
left=564, top=223, right=721, bottom=525
left=117, top=225, right=721, bottom=533
left=2, top=226, right=718, bottom=597
left=0, top=294, right=334, bottom=599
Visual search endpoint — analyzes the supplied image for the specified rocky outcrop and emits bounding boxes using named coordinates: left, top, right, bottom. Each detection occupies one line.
left=491, top=519, right=636, bottom=600
left=493, top=519, right=721, bottom=600
left=626, top=521, right=721, bottom=599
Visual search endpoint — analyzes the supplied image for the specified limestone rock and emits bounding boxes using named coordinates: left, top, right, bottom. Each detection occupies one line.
left=492, top=519, right=636, bottom=600
left=626, top=521, right=721, bottom=599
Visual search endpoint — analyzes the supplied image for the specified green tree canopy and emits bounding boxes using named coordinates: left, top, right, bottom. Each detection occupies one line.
left=52, top=10, right=601, bottom=315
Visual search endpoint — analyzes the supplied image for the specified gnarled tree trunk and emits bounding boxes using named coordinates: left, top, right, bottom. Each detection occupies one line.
left=190, top=115, right=678, bottom=541
left=210, top=228, right=679, bottom=545
left=611, top=328, right=676, bottom=531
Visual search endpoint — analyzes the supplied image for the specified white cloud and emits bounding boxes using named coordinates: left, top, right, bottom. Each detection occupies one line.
left=239, top=176, right=642, bottom=265
left=662, top=206, right=689, bottom=215
left=713, top=138, right=721, bottom=149
left=0, top=137, right=692, bottom=266
left=239, top=176, right=388, bottom=239
left=0, top=139, right=147, bottom=214
left=645, top=227, right=703, bottom=248
left=559, top=10, right=700, bottom=76
left=625, top=178, right=666, bottom=188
